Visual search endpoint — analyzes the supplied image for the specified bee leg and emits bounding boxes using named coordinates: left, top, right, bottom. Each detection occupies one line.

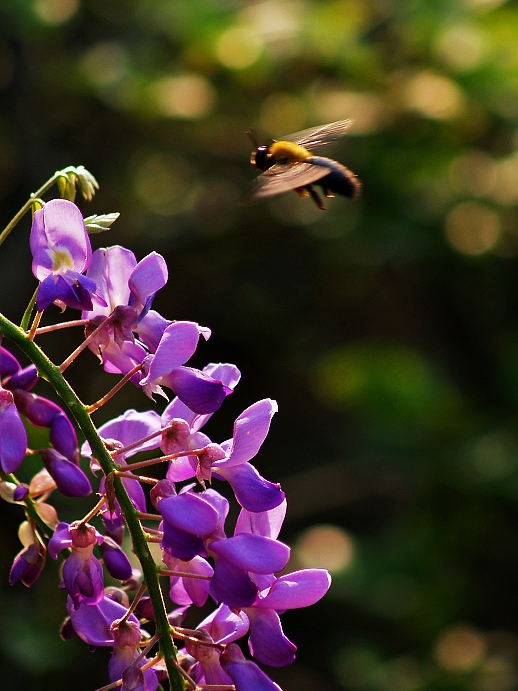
left=323, top=188, right=335, bottom=199
left=295, top=187, right=310, bottom=198
left=306, top=185, right=326, bottom=211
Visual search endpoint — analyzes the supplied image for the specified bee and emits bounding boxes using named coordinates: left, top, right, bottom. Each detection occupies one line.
left=246, top=120, right=360, bottom=210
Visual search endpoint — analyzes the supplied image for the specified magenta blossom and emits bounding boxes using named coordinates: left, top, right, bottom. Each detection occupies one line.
left=49, top=521, right=104, bottom=607
left=139, top=321, right=234, bottom=414
left=67, top=594, right=140, bottom=647
left=30, top=199, right=105, bottom=311
left=164, top=397, right=284, bottom=512
left=236, top=504, right=331, bottom=667
left=185, top=604, right=249, bottom=686
left=82, top=246, right=168, bottom=355
left=221, top=644, right=282, bottom=691
left=0, top=385, right=27, bottom=474
left=109, top=618, right=159, bottom=691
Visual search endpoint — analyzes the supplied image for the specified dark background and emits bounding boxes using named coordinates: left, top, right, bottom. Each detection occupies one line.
left=2, top=0, right=518, bottom=689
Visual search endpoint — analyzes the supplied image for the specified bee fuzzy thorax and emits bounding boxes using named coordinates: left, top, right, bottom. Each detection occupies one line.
left=269, top=140, right=312, bottom=163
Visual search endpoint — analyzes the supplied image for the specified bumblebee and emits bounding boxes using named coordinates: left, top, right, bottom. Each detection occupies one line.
left=246, top=120, right=360, bottom=210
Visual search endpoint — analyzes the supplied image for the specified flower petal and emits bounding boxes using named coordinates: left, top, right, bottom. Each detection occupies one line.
left=246, top=608, right=297, bottom=667
left=257, top=569, right=332, bottom=610
left=217, top=462, right=284, bottom=513
left=209, top=534, right=290, bottom=575
left=0, top=390, right=27, bottom=473
left=218, top=399, right=277, bottom=468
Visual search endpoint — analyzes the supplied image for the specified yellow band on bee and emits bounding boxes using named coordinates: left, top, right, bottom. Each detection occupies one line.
left=269, top=141, right=312, bottom=162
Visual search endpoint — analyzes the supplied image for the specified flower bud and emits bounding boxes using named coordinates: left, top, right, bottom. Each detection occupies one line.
left=103, top=514, right=125, bottom=545
left=69, top=521, right=97, bottom=549
left=99, top=536, right=133, bottom=581
left=150, top=478, right=176, bottom=509
left=185, top=629, right=214, bottom=663
left=123, top=568, right=143, bottom=591
left=136, top=596, right=154, bottom=620
left=9, top=540, right=46, bottom=587
left=13, top=484, right=29, bottom=502
left=60, top=615, right=77, bottom=641
left=41, top=449, right=92, bottom=497
left=0, top=387, right=27, bottom=473
left=111, top=618, right=141, bottom=649
left=4, top=364, right=38, bottom=391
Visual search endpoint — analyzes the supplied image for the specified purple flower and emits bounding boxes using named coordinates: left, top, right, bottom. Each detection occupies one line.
left=82, top=246, right=168, bottom=356
left=163, top=397, right=284, bottom=512
left=221, top=644, right=283, bottom=691
left=30, top=199, right=105, bottom=311
left=14, top=388, right=79, bottom=463
left=232, top=502, right=331, bottom=666
left=109, top=618, right=159, bottom=691
left=159, top=488, right=228, bottom=562
left=9, top=539, right=46, bottom=587
left=1, top=343, right=79, bottom=466
left=81, top=409, right=159, bottom=536
left=0, top=386, right=27, bottom=473
left=84, top=246, right=168, bottom=322
left=41, top=449, right=92, bottom=497
left=208, top=533, right=290, bottom=609
left=81, top=408, right=162, bottom=468
left=139, top=321, right=234, bottom=414
left=164, top=553, right=213, bottom=607
left=49, top=521, right=104, bottom=606
left=185, top=605, right=249, bottom=686
left=99, top=536, right=133, bottom=582
left=67, top=594, right=139, bottom=647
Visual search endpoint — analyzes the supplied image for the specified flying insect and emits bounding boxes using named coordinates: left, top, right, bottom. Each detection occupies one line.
left=246, top=120, right=361, bottom=210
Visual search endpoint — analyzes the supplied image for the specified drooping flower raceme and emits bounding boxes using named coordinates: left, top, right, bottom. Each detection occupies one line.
left=1, top=168, right=332, bottom=691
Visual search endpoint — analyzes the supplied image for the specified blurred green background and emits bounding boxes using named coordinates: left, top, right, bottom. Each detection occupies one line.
left=2, top=0, right=518, bottom=689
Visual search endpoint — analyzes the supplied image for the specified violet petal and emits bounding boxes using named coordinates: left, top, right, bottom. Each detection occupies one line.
left=246, top=607, right=297, bottom=667
left=217, top=462, right=285, bottom=513
left=209, top=534, right=290, bottom=575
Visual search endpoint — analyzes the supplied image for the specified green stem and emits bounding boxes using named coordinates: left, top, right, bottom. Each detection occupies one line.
left=0, top=312, right=183, bottom=691
left=0, top=171, right=63, bottom=247
left=20, top=287, right=38, bottom=332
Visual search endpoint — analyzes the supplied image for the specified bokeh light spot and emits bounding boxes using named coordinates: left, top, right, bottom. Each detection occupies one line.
left=216, top=26, right=263, bottom=69
left=312, top=90, right=384, bottom=134
left=404, top=71, right=464, bottom=119
left=150, top=74, right=216, bottom=120
left=462, top=0, right=506, bottom=8
left=445, top=201, right=500, bottom=255
left=465, top=432, right=518, bottom=480
left=260, top=92, right=306, bottom=136
left=434, top=24, right=487, bottom=73
left=81, top=43, right=129, bottom=87
left=294, top=524, right=355, bottom=573
left=476, top=655, right=517, bottom=691
left=239, top=1, right=302, bottom=44
left=435, top=626, right=486, bottom=671
left=33, top=0, right=79, bottom=25
left=449, top=150, right=497, bottom=197
left=491, top=154, right=518, bottom=205
left=313, top=343, right=452, bottom=427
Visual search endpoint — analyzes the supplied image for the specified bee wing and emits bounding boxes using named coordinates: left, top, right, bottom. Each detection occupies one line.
left=246, top=161, right=331, bottom=200
left=280, top=120, right=353, bottom=151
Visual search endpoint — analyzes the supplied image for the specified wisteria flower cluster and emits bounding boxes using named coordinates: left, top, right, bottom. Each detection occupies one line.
left=0, top=167, right=331, bottom=691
